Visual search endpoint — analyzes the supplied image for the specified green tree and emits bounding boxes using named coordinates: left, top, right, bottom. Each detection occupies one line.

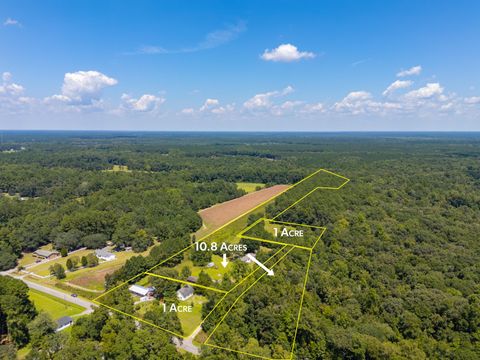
left=49, top=263, right=66, bottom=279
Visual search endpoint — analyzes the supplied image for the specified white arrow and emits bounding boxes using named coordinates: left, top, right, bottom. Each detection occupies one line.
left=221, top=253, right=229, bottom=268
left=247, top=254, right=274, bottom=276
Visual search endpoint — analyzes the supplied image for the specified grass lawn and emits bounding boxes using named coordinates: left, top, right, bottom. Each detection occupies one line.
left=29, top=289, right=84, bottom=319
left=29, top=249, right=93, bottom=277
left=236, top=182, right=265, bottom=193
left=177, top=295, right=207, bottom=336
left=66, top=246, right=153, bottom=291
left=174, top=254, right=229, bottom=282
left=18, top=244, right=54, bottom=267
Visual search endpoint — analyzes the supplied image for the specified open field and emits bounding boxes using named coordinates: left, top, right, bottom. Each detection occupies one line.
left=236, top=182, right=265, bottom=193
left=29, top=249, right=94, bottom=276
left=66, top=249, right=151, bottom=290
left=173, top=254, right=229, bottom=282
left=178, top=295, right=208, bottom=335
left=198, top=184, right=289, bottom=233
left=18, top=244, right=54, bottom=267
left=29, top=288, right=84, bottom=319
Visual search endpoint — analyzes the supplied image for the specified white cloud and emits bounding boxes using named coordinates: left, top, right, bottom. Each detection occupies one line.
left=46, top=70, right=118, bottom=109
left=465, top=96, right=480, bottom=104
left=243, top=86, right=294, bottom=109
left=0, top=72, right=35, bottom=112
left=121, top=93, right=165, bottom=112
left=405, top=83, right=443, bottom=100
left=301, top=102, right=325, bottom=113
left=382, top=80, right=413, bottom=96
left=261, top=44, right=315, bottom=62
left=200, top=98, right=220, bottom=112
left=3, top=18, right=21, bottom=27
left=135, top=21, right=246, bottom=55
left=397, top=65, right=422, bottom=77
left=181, top=108, right=195, bottom=115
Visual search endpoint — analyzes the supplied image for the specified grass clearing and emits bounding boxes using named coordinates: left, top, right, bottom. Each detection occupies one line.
left=236, top=182, right=265, bottom=193
left=18, top=244, right=54, bottom=267
left=29, top=249, right=93, bottom=277
left=177, top=295, right=208, bottom=336
left=28, top=289, right=84, bottom=319
left=66, top=246, right=153, bottom=290
left=173, top=254, right=229, bottom=282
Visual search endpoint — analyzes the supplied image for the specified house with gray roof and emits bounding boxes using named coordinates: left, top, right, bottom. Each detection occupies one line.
left=177, top=285, right=194, bottom=301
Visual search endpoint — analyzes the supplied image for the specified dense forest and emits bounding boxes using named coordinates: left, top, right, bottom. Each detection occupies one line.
left=1, top=131, right=480, bottom=359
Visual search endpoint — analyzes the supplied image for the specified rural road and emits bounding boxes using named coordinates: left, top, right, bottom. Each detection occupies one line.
left=174, top=325, right=202, bottom=355
left=22, top=278, right=96, bottom=315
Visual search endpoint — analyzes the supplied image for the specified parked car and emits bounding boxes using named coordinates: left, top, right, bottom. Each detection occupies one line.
left=71, top=293, right=78, bottom=298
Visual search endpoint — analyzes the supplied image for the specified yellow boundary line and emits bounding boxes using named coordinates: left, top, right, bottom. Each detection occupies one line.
left=239, top=217, right=327, bottom=250
left=93, top=168, right=350, bottom=358
left=204, top=246, right=296, bottom=344
left=199, top=245, right=288, bottom=328
left=289, top=249, right=314, bottom=359
left=240, top=235, right=314, bottom=251
left=144, top=272, right=228, bottom=294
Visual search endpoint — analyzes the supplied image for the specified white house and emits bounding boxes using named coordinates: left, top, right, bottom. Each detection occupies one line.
left=56, top=316, right=73, bottom=332
left=239, top=253, right=256, bottom=263
left=95, top=248, right=116, bottom=261
left=177, top=285, right=194, bottom=301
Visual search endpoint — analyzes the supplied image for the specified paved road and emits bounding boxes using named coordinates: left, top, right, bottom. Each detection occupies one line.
left=22, top=279, right=96, bottom=315
left=176, top=325, right=202, bottom=355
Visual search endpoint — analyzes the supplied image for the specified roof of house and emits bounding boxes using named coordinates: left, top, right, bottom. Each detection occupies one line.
left=186, top=276, right=198, bottom=283
left=56, top=316, right=73, bottom=328
left=34, top=249, right=59, bottom=257
left=177, top=285, right=194, bottom=298
left=129, top=284, right=154, bottom=296
left=95, top=248, right=115, bottom=258
left=240, top=253, right=256, bottom=262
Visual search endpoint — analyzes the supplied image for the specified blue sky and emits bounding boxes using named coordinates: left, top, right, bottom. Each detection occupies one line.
left=0, top=0, right=479, bottom=131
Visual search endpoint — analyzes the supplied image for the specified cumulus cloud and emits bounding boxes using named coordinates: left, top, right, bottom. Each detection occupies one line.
left=397, top=65, right=422, bottom=77
left=3, top=18, right=21, bottom=27
left=120, top=93, right=165, bottom=112
left=243, top=86, right=294, bottom=109
left=0, top=72, right=34, bottom=111
left=261, top=44, right=315, bottom=62
left=383, top=80, right=413, bottom=96
left=200, top=98, right=220, bottom=112
left=405, top=83, right=443, bottom=100
left=465, top=96, right=480, bottom=104
left=46, top=70, right=118, bottom=110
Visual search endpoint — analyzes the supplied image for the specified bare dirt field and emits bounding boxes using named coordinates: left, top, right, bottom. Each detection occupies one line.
left=198, top=184, right=289, bottom=232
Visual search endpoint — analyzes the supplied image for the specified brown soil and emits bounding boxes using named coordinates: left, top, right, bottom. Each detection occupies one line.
left=69, top=266, right=120, bottom=288
left=198, top=185, right=289, bottom=231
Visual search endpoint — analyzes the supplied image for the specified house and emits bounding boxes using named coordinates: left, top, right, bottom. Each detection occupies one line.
left=129, top=284, right=155, bottom=297
left=239, top=253, right=256, bottom=263
left=33, top=249, right=60, bottom=260
left=177, top=285, right=194, bottom=301
left=186, top=276, right=198, bottom=283
left=95, top=248, right=116, bottom=261
left=56, top=316, right=73, bottom=332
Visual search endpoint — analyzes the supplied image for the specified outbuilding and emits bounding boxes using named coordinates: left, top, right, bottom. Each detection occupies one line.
left=33, top=249, right=60, bottom=260
left=95, top=248, right=116, bottom=261
left=129, top=284, right=155, bottom=297
left=56, top=316, right=73, bottom=332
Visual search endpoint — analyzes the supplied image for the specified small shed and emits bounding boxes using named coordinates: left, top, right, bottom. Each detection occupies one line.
left=56, top=316, right=73, bottom=332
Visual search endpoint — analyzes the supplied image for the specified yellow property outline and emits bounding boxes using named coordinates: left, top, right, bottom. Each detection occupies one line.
left=93, top=168, right=350, bottom=359
left=239, top=218, right=327, bottom=250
